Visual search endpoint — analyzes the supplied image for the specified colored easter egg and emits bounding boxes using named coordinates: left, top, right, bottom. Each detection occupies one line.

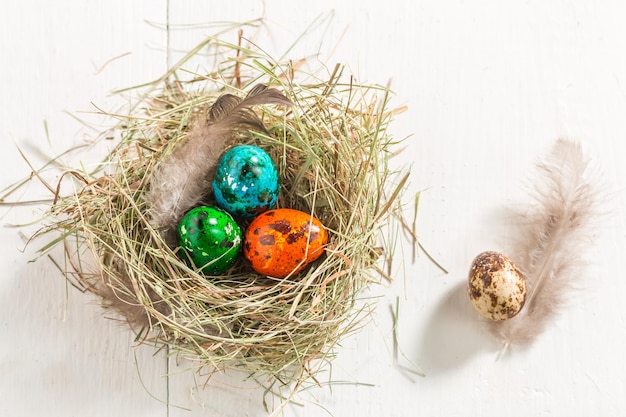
left=177, top=206, right=242, bottom=274
left=243, top=208, right=328, bottom=278
left=213, top=145, right=279, bottom=218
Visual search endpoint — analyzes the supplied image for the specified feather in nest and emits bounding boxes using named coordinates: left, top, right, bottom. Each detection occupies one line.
left=489, top=138, right=600, bottom=353
left=91, top=254, right=231, bottom=335
left=144, top=84, right=292, bottom=247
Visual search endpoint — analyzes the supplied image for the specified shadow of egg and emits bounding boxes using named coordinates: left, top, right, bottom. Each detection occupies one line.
left=418, top=280, right=498, bottom=375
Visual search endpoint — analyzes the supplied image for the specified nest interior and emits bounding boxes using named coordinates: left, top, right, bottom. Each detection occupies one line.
left=41, top=33, right=408, bottom=391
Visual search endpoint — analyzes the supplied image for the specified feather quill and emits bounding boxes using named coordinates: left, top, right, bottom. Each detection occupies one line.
left=489, top=139, right=598, bottom=351
left=144, top=84, right=291, bottom=247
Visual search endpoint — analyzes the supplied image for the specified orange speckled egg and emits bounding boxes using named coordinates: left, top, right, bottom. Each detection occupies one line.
left=243, top=208, right=328, bottom=278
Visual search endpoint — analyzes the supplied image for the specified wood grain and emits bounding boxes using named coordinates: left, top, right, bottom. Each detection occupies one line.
left=1, top=1, right=625, bottom=416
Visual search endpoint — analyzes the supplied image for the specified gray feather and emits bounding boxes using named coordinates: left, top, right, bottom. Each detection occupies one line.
left=489, top=139, right=599, bottom=352
left=144, top=84, right=291, bottom=247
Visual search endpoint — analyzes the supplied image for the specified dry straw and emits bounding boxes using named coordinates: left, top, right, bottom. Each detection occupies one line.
left=20, top=23, right=412, bottom=398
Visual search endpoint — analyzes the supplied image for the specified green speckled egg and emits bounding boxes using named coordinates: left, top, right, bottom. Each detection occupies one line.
left=177, top=206, right=242, bottom=274
left=213, top=145, right=279, bottom=218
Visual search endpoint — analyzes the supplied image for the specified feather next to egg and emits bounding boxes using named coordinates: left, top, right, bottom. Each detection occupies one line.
left=144, top=84, right=292, bottom=247
left=489, top=138, right=600, bottom=352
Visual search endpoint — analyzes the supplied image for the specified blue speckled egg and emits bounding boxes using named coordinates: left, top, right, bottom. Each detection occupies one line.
left=213, top=145, right=279, bottom=218
left=177, top=206, right=242, bottom=274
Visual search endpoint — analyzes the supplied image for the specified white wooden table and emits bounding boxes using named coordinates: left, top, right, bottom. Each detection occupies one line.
left=2, top=1, right=625, bottom=416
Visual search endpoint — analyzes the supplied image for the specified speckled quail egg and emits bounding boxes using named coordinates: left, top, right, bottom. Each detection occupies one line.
left=212, top=145, right=279, bottom=218
left=177, top=206, right=242, bottom=274
left=467, top=251, right=527, bottom=321
left=243, top=208, right=328, bottom=278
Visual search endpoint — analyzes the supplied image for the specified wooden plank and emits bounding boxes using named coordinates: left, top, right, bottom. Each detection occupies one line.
left=2, top=1, right=626, bottom=416
left=0, top=1, right=169, bottom=416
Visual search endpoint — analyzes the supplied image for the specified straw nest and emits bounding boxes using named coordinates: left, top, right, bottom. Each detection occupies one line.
left=36, top=32, right=409, bottom=392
